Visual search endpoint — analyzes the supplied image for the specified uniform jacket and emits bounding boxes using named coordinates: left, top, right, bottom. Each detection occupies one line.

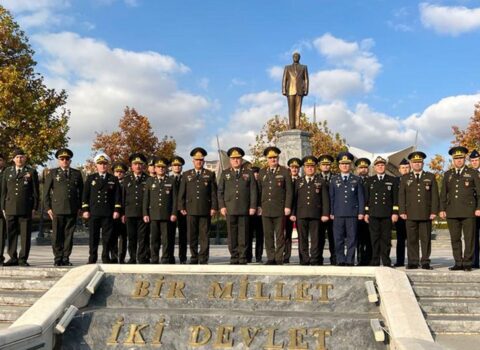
left=329, top=174, right=365, bottom=217
left=178, top=168, right=218, bottom=216
left=44, top=167, right=83, bottom=215
left=399, top=171, right=439, bottom=220
left=364, top=174, right=399, bottom=218
left=257, top=166, right=293, bottom=217
left=82, top=173, right=121, bottom=217
left=1, top=166, right=39, bottom=216
left=282, top=63, right=309, bottom=96
left=440, top=167, right=480, bottom=218
left=292, top=174, right=330, bottom=219
left=217, top=167, right=257, bottom=216
left=122, top=172, right=148, bottom=218
left=143, top=176, right=177, bottom=220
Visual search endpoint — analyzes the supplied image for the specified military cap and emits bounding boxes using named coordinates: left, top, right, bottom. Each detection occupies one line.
left=408, top=151, right=427, bottom=162
left=11, top=148, right=26, bottom=157
left=337, top=151, right=354, bottom=164
left=373, top=156, right=387, bottom=165
left=227, top=147, right=245, bottom=158
left=448, top=146, right=467, bottom=159
left=112, top=161, right=128, bottom=172
left=155, top=157, right=169, bottom=167
left=171, top=155, right=185, bottom=166
left=129, top=152, right=147, bottom=164
left=147, top=157, right=156, bottom=167
left=470, top=150, right=480, bottom=159
left=263, top=146, right=281, bottom=158
left=55, top=148, right=73, bottom=159
left=251, top=166, right=260, bottom=173
left=302, top=156, right=317, bottom=166
left=287, top=157, right=302, bottom=168
left=355, top=158, right=371, bottom=168
left=399, top=158, right=409, bottom=166
left=190, top=147, right=207, bottom=160
left=94, top=153, right=111, bottom=164
left=318, top=154, right=334, bottom=165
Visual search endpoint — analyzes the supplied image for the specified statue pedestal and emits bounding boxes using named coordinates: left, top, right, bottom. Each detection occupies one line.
left=276, top=129, right=312, bottom=166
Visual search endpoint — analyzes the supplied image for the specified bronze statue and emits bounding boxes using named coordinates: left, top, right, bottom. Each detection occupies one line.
left=282, top=52, right=309, bottom=129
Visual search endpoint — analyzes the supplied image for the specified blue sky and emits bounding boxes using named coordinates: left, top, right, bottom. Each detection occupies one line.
left=3, top=0, right=480, bottom=166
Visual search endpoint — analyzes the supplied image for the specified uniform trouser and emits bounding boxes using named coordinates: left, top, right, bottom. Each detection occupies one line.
left=166, top=221, right=176, bottom=264
left=126, top=217, right=148, bottom=263
left=176, top=212, right=188, bottom=263
left=319, top=220, right=336, bottom=264
left=247, top=215, right=264, bottom=261
left=474, top=217, right=480, bottom=268
left=226, top=215, right=249, bottom=263
left=297, top=218, right=320, bottom=264
left=284, top=216, right=293, bottom=261
left=287, top=95, right=302, bottom=129
left=333, top=217, right=357, bottom=265
left=357, top=220, right=372, bottom=265
left=447, top=217, right=475, bottom=267
left=6, top=215, right=32, bottom=263
left=0, top=215, right=6, bottom=263
left=187, top=215, right=211, bottom=263
left=395, top=218, right=407, bottom=265
left=262, top=216, right=285, bottom=264
left=150, top=220, right=170, bottom=263
left=51, top=214, right=77, bottom=263
left=406, top=220, right=432, bottom=265
left=88, top=216, right=113, bottom=263
left=111, top=218, right=127, bottom=263
left=369, top=217, right=392, bottom=266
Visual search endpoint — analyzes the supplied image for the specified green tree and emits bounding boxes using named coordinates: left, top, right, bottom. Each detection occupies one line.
left=0, top=6, right=69, bottom=165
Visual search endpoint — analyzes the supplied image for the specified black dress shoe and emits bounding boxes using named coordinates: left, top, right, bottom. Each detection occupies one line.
left=264, top=260, right=276, bottom=265
left=4, top=259, right=19, bottom=266
left=338, top=262, right=346, bottom=266
left=230, top=261, right=239, bottom=265
left=18, top=261, right=30, bottom=267
left=180, top=261, right=186, bottom=264
left=126, top=259, right=137, bottom=264
left=421, top=264, right=433, bottom=270
left=54, top=261, right=62, bottom=267
left=300, top=262, right=310, bottom=266
left=464, top=266, right=472, bottom=272
left=449, top=265, right=464, bottom=271
left=189, top=260, right=198, bottom=265
left=283, top=258, right=290, bottom=264
left=394, top=263, right=404, bottom=267
left=255, top=258, right=263, bottom=263
left=406, top=264, right=418, bottom=269
left=62, top=260, right=73, bottom=266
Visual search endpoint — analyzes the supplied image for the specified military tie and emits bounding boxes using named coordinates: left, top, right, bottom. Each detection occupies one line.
left=343, top=176, right=348, bottom=183
left=456, top=169, right=461, bottom=176
left=236, top=170, right=240, bottom=178
left=307, top=177, right=311, bottom=184
left=17, top=169, right=21, bottom=177
left=379, top=175, right=383, bottom=181
left=64, top=169, right=69, bottom=179
left=415, top=173, right=420, bottom=182
left=196, top=171, right=200, bottom=179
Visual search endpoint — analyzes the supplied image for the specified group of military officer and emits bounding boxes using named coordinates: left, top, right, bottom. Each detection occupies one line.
left=1, top=144, right=480, bottom=271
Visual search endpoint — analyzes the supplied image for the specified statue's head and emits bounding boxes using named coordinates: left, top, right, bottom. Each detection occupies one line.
left=292, top=52, right=301, bottom=63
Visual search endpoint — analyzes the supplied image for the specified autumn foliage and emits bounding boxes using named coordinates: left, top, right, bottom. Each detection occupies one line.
left=452, top=102, right=480, bottom=151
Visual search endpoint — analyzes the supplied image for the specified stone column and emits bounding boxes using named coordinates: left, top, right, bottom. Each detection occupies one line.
left=276, top=130, right=312, bottom=167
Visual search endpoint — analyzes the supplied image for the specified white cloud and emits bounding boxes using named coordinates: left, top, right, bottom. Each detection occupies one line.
left=32, top=32, right=211, bottom=154
left=2, top=0, right=71, bottom=29
left=267, top=66, right=284, bottom=81
left=420, top=3, right=480, bottom=36
left=230, top=78, right=247, bottom=87
left=310, top=69, right=364, bottom=101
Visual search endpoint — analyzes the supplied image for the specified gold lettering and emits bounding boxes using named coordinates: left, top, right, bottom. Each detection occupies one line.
left=240, top=327, right=260, bottom=347
left=189, top=325, right=212, bottom=347
left=316, top=284, right=334, bottom=303
left=151, top=318, right=165, bottom=345
left=273, top=282, right=291, bottom=301
left=254, top=282, right=270, bottom=301
left=132, top=280, right=150, bottom=298
left=152, top=277, right=165, bottom=298
left=208, top=282, right=234, bottom=300
left=295, top=283, right=313, bottom=302
left=124, top=324, right=149, bottom=345
left=213, top=325, right=234, bottom=348
left=287, top=328, right=308, bottom=350
left=106, top=317, right=124, bottom=344
left=264, top=327, right=283, bottom=349
left=166, top=281, right=186, bottom=299
left=311, top=329, right=332, bottom=350
left=239, top=276, right=249, bottom=300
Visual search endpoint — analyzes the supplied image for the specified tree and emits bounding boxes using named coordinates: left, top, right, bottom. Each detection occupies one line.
left=428, top=154, right=447, bottom=186
left=0, top=6, right=69, bottom=165
left=452, top=102, right=480, bottom=151
left=90, top=106, right=176, bottom=166
left=250, top=114, right=347, bottom=167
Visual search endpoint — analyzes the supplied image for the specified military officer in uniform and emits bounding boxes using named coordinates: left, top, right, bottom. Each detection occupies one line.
left=395, top=158, right=410, bottom=267
left=318, top=154, right=336, bottom=265
left=143, top=157, right=177, bottom=264
left=0, top=149, right=39, bottom=266
left=257, top=147, right=293, bottom=265
left=44, top=148, right=83, bottom=266
left=399, top=151, right=439, bottom=270
left=82, top=153, right=122, bottom=264
left=111, top=161, right=128, bottom=263
left=247, top=166, right=264, bottom=263
left=284, top=157, right=301, bottom=263
left=218, top=147, right=257, bottom=264
left=440, top=147, right=480, bottom=271
left=364, top=156, right=398, bottom=267
left=170, top=156, right=187, bottom=264
left=178, top=147, right=218, bottom=264
left=147, top=157, right=156, bottom=178
left=0, top=154, right=6, bottom=266
left=355, top=158, right=372, bottom=266
left=469, top=150, right=480, bottom=268
left=330, top=152, right=365, bottom=266
left=290, top=156, right=329, bottom=265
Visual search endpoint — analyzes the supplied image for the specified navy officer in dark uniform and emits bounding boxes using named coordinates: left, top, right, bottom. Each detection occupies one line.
left=318, top=154, right=336, bottom=265
left=170, top=156, right=187, bottom=264
left=355, top=158, right=372, bottom=266
left=284, top=157, right=301, bottom=263
left=111, top=161, right=128, bottom=263
left=394, top=158, right=410, bottom=267
left=469, top=149, right=480, bottom=269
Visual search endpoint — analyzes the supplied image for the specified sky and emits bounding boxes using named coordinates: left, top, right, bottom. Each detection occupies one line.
left=3, top=0, right=480, bottom=166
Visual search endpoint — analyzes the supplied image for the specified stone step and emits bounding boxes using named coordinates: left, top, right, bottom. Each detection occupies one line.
left=0, top=290, right=44, bottom=306
left=427, top=315, right=480, bottom=334
left=0, top=266, right=67, bottom=278
left=419, top=298, right=480, bottom=316
left=408, top=272, right=480, bottom=284
left=413, top=283, right=480, bottom=298
left=0, top=276, right=58, bottom=291
left=0, top=305, right=29, bottom=322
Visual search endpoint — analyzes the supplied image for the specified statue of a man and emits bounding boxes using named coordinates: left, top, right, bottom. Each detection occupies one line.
left=282, top=52, right=309, bottom=130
